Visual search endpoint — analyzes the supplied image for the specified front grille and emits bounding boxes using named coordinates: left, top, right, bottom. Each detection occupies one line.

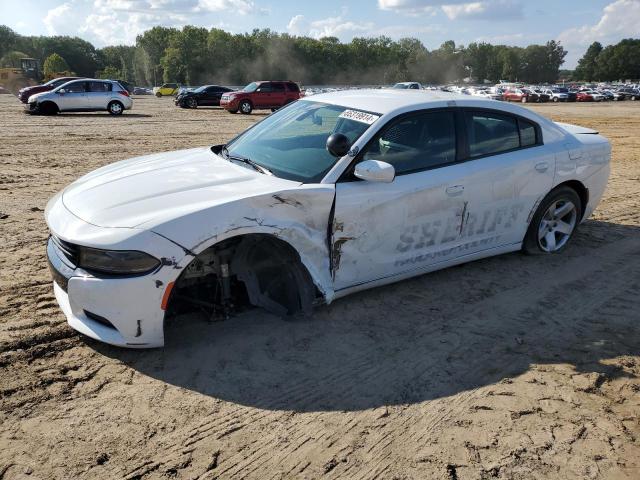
left=51, top=235, right=79, bottom=267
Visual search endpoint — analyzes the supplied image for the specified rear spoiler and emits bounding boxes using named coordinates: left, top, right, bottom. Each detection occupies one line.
left=555, top=122, right=599, bottom=135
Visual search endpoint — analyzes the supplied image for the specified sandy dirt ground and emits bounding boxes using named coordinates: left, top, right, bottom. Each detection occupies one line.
left=0, top=95, right=639, bottom=480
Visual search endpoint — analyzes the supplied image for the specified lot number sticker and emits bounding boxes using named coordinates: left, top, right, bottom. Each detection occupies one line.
left=339, top=109, right=380, bottom=124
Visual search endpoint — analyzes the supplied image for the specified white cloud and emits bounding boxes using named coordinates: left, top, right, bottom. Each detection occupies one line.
left=196, top=0, right=256, bottom=15
left=287, top=14, right=306, bottom=35
left=558, top=0, right=640, bottom=67
left=286, top=11, right=374, bottom=39
left=43, top=2, right=74, bottom=35
left=378, top=0, right=522, bottom=19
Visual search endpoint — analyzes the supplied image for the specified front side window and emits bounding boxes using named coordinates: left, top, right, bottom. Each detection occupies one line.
left=256, top=83, right=273, bottom=92
left=64, top=82, right=87, bottom=93
left=360, top=111, right=457, bottom=175
left=466, top=112, right=519, bottom=157
left=225, top=100, right=373, bottom=182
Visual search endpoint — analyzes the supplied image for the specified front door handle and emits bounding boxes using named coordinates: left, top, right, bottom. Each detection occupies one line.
left=446, top=185, right=464, bottom=196
left=535, top=161, right=549, bottom=172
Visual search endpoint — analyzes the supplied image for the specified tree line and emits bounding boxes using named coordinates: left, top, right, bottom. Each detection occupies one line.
left=574, top=39, right=640, bottom=82
left=0, top=24, right=637, bottom=86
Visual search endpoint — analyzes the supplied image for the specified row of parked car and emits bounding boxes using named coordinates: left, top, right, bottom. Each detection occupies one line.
left=443, top=83, right=640, bottom=103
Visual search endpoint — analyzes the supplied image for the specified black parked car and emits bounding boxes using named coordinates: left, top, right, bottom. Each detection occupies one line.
left=175, top=85, right=234, bottom=108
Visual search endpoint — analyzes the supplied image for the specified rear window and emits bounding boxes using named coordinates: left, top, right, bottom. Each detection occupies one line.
left=466, top=111, right=539, bottom=157
left=286, top=82, right=300, bottom=92
left=519, top=119, right=537, bottom=147
left=88, top=81, right=111, bottom=92
left=466, top=112, right=519, bottom=157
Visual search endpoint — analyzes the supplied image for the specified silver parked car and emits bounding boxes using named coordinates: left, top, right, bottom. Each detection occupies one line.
left=25, top=79, right=133, bottom=115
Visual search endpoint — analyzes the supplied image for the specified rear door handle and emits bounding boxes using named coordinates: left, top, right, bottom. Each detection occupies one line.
left=446, top=185, right=464, bottom=196
left=535, top=161, right=549, bottom=172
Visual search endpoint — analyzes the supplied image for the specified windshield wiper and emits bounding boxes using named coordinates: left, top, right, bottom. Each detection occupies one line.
left=221, top=146, right=272, bottom=175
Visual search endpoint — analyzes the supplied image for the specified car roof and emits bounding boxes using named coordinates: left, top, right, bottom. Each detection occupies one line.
left=307, top=89, right=478, bottom=114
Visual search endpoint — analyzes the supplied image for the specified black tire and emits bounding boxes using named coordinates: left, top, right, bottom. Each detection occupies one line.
left=553, top=97, right=559, bottom=102
left=155, top=92, right=162, bottom=97
left=239, top=100, right=252, bottom=114
left=39, top=102, right=58, bottom=115
left=186, top=97, right=198, bottom=109
left=522, top=186, right=582, bottom=255
left=107, top=101, right=124, bottom=115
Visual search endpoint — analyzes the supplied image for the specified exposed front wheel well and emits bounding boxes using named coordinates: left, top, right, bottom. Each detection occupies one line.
left=166, top=234, right=318, bottom=322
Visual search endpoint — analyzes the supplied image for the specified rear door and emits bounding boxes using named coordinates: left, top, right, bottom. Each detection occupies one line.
left=270, top=82, right=286, bottom=107
left=457, top=109, right=555, bottom=251
left=87, top=81, right=111, bottom=109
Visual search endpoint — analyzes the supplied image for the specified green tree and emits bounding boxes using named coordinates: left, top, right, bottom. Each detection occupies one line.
left=574, top=42, right=603, bottom=81
left=43, top=53, right=70, bottom=77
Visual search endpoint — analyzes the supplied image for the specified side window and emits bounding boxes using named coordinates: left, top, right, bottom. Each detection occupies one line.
left=466, top=111, right=519, bottom=157
left=88, top=81, right=110, bottom=92
left=286, top=82, right=300, bottom=92
left=257, top=83, right=272, bottom=92
left=65, top=82, right=87, bottom=93
left=271, top=83, right=285, bottom=93
left=361, top=110, right=457, bottom=175
left=519, top=119, right=537, bottom=147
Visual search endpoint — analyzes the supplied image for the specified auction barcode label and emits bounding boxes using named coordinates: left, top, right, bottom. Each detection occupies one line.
left=339, top=109, right=380, bottom=124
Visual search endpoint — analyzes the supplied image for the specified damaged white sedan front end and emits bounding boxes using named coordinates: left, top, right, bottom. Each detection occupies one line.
left=46, top=90, right=610, bottom=347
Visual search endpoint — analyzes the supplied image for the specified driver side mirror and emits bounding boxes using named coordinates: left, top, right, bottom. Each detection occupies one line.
left=354, top=160, right=395, bottom=183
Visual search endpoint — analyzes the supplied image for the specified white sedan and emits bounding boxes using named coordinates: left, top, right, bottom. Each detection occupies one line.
left=45, top=90, right=611, bottom=348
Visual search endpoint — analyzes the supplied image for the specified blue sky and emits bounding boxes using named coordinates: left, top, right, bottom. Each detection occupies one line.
left=2, top=0, right=639, bottom=67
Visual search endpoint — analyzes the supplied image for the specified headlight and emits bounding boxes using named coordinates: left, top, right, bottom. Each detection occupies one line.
left=78, top=247, right=160, bottom=275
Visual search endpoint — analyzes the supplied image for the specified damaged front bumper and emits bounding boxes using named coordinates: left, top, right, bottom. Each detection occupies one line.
left=47, top=236, right=169, bottom=347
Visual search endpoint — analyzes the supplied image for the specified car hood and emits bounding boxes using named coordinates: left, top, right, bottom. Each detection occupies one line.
left=61, top=147, right=300, bottom=229
left=28, top=91, right=52, bottom=102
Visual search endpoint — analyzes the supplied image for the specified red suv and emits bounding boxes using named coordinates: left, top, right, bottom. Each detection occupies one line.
left=18, top=77, right=82, bottom=103
left=220, top=81, right=301, bottom=114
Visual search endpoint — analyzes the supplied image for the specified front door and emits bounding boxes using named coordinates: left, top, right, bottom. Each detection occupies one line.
left=254, top=83, right=273, bottom=108
left=58, top=81, right=88, bottom=110
left=332, top=109, right=471, bottom=290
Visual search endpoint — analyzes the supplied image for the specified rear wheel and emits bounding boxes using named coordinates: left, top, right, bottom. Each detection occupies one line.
left=523, top=186, right=582, bottom=255
left=553, top=97, right=559, bottom=102
left=239, top=100, right=252, bottom=114
left=108, top=101, right=124, bottom=115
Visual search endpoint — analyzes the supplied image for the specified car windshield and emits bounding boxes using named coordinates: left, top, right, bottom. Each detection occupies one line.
left=392, top=83, right=409, bottom=89
left=243, top=82, right=259, bottom=92
left=224, top=100, right=376, bottom=182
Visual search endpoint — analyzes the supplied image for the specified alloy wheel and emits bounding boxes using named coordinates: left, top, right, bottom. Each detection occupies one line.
left=537, top=199, right=577, bottom=252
